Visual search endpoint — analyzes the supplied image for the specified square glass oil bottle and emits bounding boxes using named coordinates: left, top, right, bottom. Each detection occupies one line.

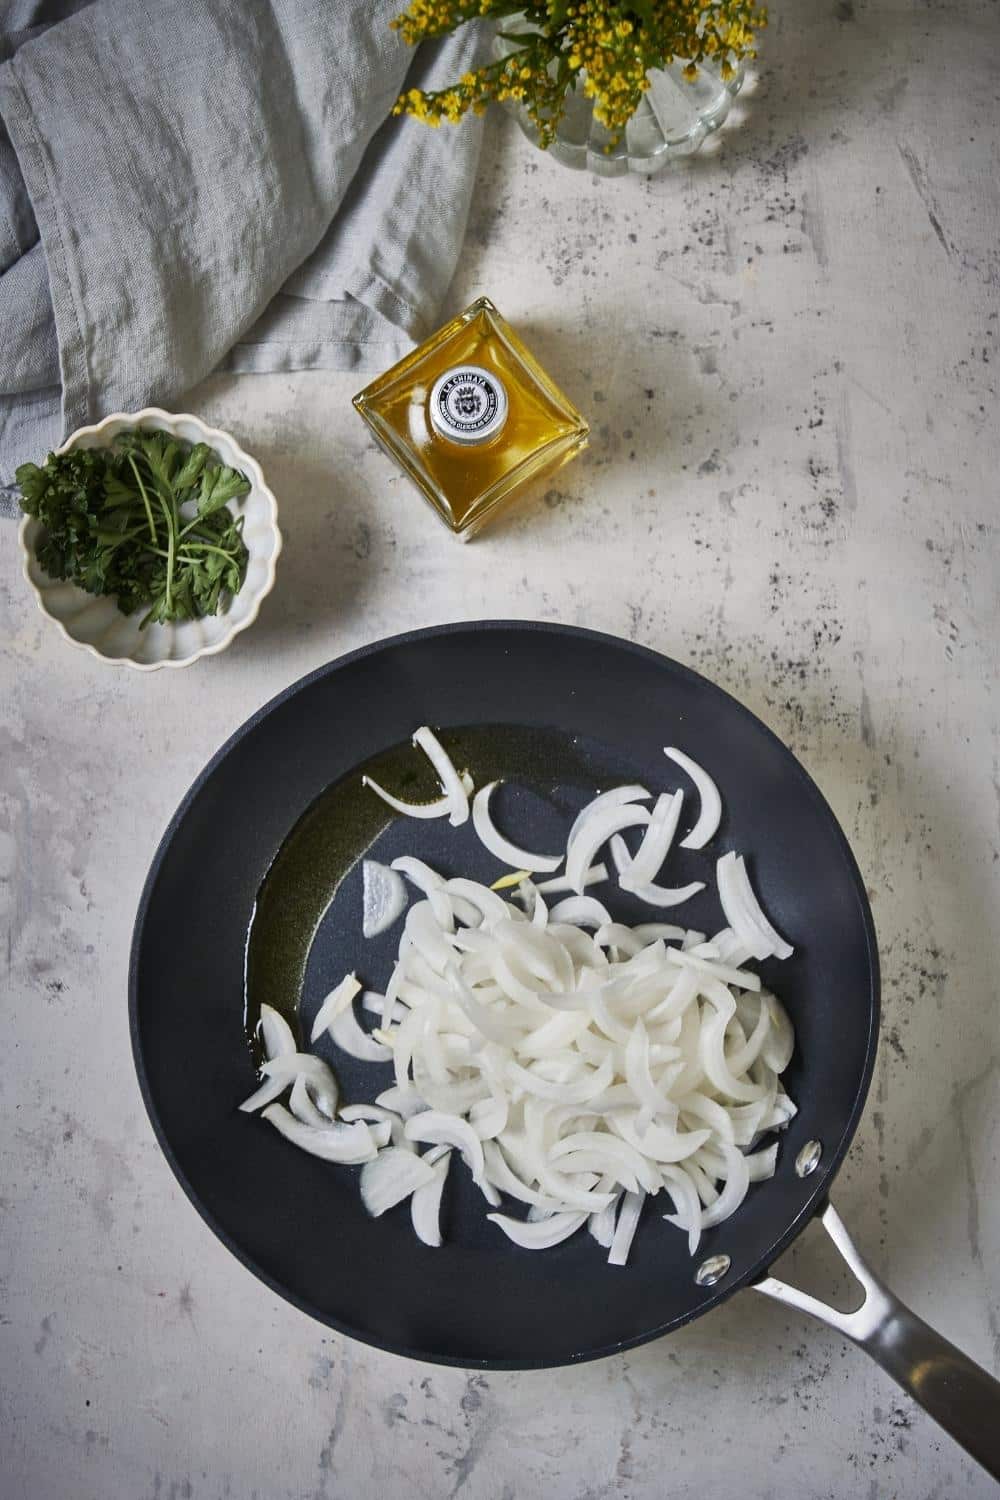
left=353, top=297, right=589, bottom=538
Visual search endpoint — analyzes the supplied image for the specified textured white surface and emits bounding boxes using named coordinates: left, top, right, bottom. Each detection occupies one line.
left=2, top=1, right=998, bottom=1495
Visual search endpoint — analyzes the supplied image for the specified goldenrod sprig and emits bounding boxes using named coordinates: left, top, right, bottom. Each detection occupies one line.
left=390, top=1, right=765, bottom=146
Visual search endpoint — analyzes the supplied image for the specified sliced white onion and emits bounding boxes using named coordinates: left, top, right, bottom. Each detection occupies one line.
left=469, top=1095, right=509, bottom=1140
left=507, top=1055, right=614, bottom=1105
left=609, top=834, right=705, bottom=907
left=660, top=1165, right=703, bottom=1255
left=259, top=1004, right=296, bottom=1061
left=327, top=998, right=394, bottom=1063
left=534, top=863, right=609, bottom=895
left=362, top=769, right=473, bottom=820
left=289, top=1075, right=333, bottom=1127
left=664, top=747, right=722, bottom=850
left=568, top=786, right=650, bottom=846
left=411, top=1150, right=451, bottom=1246
left=486, top=1210, right=588, bottom=1249
left=548, top=896, right=614, bottom=929
left=698, top=1143, right=751, bottom=1228
left=665, top=946, right=762, bottom=992
left=763, top=1091, right=798, bottom=1130
left=412, top=726, right=471, bottom=827
left=608, top=1188, right=645, bottom=1266
left=446, top=877, right=510, bottom=927
left=760, top=993, right=795, bottom=1072
left=717, top=852, right=793, bottom=961
left=260, top=1104, right=379, bottom=1163
left=391, top=856, right=461, bottom=927
left=404, top=1110, right=487, bottom=1185
left=310, top=974, right=362, bottom=1044
left=746, top=1142, right=779, bottom=1181
left=566, top=803, right=651, bottom=895
left=246, top=764, right=797, bottom=1263
left=362, top=860, right=408, bottom=938
left=482, top=1140, right=567, bottom=1211
left=360, top=1147, right=437, bottom=1216
left=634, top=923, right=687, bottom=945
left=710, top=928, right=758, bottom=967
left=339, top=1103, right=411, bottom=1148
left=620, top=790, right=684, bottom=888
left=550, top=1131, right=660, bottom=1194
left=472, top=782, right=563, bottom=873
left=239, top=1052, right=339, bottom=1115
left=588, top=1194, right=621, bottom=1248
left=375, top=1084, right=428, bottom=1120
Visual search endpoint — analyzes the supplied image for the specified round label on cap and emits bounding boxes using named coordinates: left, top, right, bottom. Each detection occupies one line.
left=429, top=365, right=508, bottom=445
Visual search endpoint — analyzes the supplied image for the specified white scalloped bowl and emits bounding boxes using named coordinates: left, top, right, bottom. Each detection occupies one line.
left=19, top=408, right=281, bottom=670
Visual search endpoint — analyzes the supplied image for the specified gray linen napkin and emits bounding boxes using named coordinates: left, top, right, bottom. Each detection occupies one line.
left=0, top=0, right=486, bottom=516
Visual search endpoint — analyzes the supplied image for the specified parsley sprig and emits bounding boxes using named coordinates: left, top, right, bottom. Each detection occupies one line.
left=17, top=431, right=251, bottom=628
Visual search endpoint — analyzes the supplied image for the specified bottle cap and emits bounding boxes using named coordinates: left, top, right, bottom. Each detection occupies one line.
left=428, top=365, right=508, bottom=446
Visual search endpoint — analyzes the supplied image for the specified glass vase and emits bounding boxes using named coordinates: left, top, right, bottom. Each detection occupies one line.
left=492, top=31, right=744, bottom=177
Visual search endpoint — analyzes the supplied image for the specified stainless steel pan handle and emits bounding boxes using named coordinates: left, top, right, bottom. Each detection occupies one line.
left=753, top=1202, right=1000, bottom=1481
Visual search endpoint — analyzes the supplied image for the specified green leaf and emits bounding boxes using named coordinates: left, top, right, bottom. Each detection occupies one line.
left=197, top=463, right=251, bottom=518
left=19, top=432, right=251, bottom=628
left=103, top=472, right=142, bottom=509
left=172, top=441, right=212, bottom=493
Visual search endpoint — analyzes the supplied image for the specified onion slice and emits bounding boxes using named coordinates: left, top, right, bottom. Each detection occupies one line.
left=260, top=1104, right=380, bottom=1163
left=608, top=1188, right=645, bottom=1267
left=412, top=726, right=471, bottom=826
left=588, top=1194, right=621, bottom=1249
left=311, top=974, right=362, bottom=1044
left=548, top=896, right=614, bottom=929
left=472, top=782, right=562, bottom=873
left=259, top=1004, right=296, bottom=1061
left=327, top=997, right=394, bottom=1062
left=534, top=863, right=608, bottom=895
left=620, top=790, right=684, bottom=888
left=239, top=1052, right=339, bottom=1116
left=664, top=747, right=722, bottom=850
left=404, top=1110, right=487, bottom=1185
left=566, top=803, right=651, bottom=895
left=665, top=946, right=762, bottom=992
left=339, top=1102, right=410, bottom=1147
left=717, top=852, right=793, bottom=961
left=362, top=860, right=407, bottom=938
left=486, top=1210, right=588, bottom=1249
left=362, top=769, right=473, bottom=820
left=568, top=786, right=650, bottom=846
left=289, top=1075, right=332, bottom=1127
left=610, top=835, right=705, bottom=908
left=360, top=1147, right=437, bottom=1216
left=411, top=1150, right=451, bottom=1246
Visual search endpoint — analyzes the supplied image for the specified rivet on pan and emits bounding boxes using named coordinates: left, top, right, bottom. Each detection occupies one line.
left=695, top=1254, right=731, bottom=1287
left=795, top=1140, right=823, bottom=1178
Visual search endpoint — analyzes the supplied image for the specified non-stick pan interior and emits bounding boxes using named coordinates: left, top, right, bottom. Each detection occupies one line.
left=130, top=622, right=879, bottom=1367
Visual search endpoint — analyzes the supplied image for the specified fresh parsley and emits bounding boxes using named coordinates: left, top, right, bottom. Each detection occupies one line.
left=17, top=431, right=251, bottom=628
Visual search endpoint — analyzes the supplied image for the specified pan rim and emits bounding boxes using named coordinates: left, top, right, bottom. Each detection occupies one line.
left=129, top=619, right=881, bottom=1369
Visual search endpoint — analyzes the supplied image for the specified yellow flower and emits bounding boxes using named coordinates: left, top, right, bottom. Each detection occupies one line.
left=390, top=0, right=766, bottom=146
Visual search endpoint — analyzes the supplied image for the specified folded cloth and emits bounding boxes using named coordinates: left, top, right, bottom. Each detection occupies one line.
left=0, top=0, right=487, bottom=515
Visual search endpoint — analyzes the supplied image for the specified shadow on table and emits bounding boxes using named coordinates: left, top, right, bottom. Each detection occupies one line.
left=459, top=313, right=723, bottom=547
left=641, top=0, right=930, bottom=186
left=217, top=418, right=380, bottom=655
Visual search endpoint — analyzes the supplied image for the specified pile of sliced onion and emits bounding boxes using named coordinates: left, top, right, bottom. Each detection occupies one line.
left=241, top=729, right=798, bottom=1266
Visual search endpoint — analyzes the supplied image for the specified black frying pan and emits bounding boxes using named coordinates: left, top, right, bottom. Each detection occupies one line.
left=130, top=622, right=1000, bottom=1478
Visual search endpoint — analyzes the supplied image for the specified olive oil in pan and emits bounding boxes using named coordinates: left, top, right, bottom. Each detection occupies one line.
left=243, top=724, right=605, bottom=1062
